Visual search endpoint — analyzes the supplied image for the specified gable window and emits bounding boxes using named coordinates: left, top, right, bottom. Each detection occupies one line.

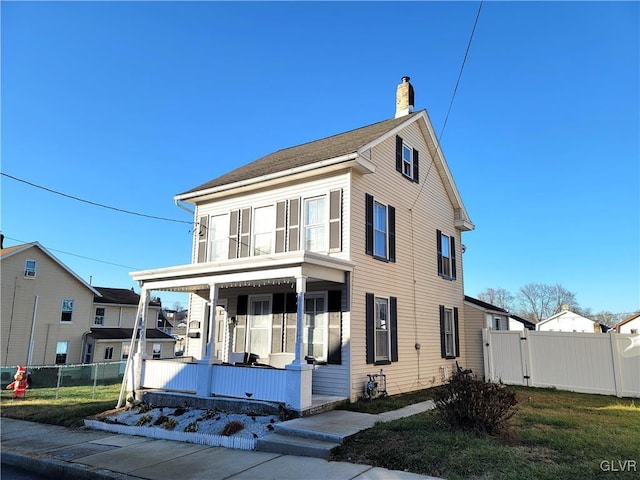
left=365, top=194, right=396, bottom=262
left=94, top=307, right=105, bottom=325
left=440, top=306, right=460, bottom=359
left=56, top=341, right=68, bottom=365
left=304, top=197, right=326, bottom=252
left=209, top=214, right=230, bottom=261
left=395, top=135, right=419, bottom=182
left=366, top=293, right=398, bottom=364
left=437, top=230, right=457, bottom=280
left=104, top=346, right=114, bottom=360
left=24, top=260, right=37, bottom=278
left=61, top=299, right=74, bottom=322
left=253, top=206, right=274, bottom=256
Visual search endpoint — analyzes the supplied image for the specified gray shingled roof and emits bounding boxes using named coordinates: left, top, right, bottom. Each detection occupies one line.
left=88, top=328, right=174, bottom=340
left=180, top=112, right=422, bottom=195
left=94, top=287, right=161, bottom=307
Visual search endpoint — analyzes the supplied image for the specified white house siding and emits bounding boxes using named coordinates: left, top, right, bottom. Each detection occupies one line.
left=348, top=120, right=468, bottom=401
left=617, top=316, right=640, bottom=334
left=1, top=247, right=94, bottom=366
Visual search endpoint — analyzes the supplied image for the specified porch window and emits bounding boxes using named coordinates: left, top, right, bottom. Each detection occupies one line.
left=94, top=307, right=105, bottom=325
left=55, top=341, right=68, bottom=365
left=248, top=296, right=271, bottom=360
left=60, top=299, right=74, bottom=322
left=437, top=230, right=457, bottom=280
left=366, top=293, right=398, bottom=364
left=304, top=294, right=327, bottom=361
left=253, top=206, right=274, bottom=256
left=440, top=305, right=460, bottom=359
left=304, top=197, right=326, bottom=252
left=209, top=214, right=229, bottom=261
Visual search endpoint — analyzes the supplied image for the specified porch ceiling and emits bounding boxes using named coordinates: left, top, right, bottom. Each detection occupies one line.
left=130, top=251, right=354, bottom=293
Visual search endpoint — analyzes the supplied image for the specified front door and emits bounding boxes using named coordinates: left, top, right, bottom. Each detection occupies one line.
left=248, top=295, right=271, bottom=360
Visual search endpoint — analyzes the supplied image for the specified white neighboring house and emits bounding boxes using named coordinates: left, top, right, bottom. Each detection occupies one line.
left=615, top=312, right=640, bottom=334
left=536, top=308, right=603, bottom=333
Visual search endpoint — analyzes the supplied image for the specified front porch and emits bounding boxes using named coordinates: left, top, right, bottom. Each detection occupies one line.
left=118, top=251, right=353, bottom=414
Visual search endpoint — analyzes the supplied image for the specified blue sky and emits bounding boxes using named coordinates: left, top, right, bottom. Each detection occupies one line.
left=2, top=1, right=638, bottom=315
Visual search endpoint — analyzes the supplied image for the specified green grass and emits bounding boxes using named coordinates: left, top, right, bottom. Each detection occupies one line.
left=331, top=387, right=640, bottom=480
left=1, top=383, right=121, bottom=428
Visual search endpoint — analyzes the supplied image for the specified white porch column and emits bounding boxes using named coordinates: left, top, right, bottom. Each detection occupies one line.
left=293, top=275, right=307, bottom=365
left=206, top=284, right=221, bottom=365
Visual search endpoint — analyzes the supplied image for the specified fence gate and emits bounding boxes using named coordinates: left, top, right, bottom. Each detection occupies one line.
left=483, top=329, right=529, bottom=386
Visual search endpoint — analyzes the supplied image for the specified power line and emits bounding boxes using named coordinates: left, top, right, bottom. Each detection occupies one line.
left=1, top=172, right=192, bottom=225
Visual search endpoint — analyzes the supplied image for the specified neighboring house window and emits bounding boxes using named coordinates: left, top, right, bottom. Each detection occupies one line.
left=121, top=343, right=130, bottom=360
left=440, top=306, right=460, bottom=359
left=55, top=341, right=68, bottom=365
left=61, top=300, right=74, bottom=322
left=84, top=343, right=92, bottom=363
left=152, top=343, right=162, bottom=359
left=253, top=206, right=274, bottom=256
left=104, top=346, right=114, bottom=360
left=365, top=194, right=396, bottom=262
left=94, top=307, right=105, bottom=325
left=304, top=196, right=326, bottom=252
left=395, top=135, right=419, bottom=182
left=631, top=329, right=638, bottom=334
left=304, top=293, right=327, bottom=361
left=366, top=293, right=398, bottom=364
left=24, top=260, right=37, bottom=278
left=437, top=230, right=457, bottom=280
left=209, top=214, right=229, bottom=261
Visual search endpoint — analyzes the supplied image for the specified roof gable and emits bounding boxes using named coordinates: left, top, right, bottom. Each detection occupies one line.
left=1, top=242, right=100, bottom=296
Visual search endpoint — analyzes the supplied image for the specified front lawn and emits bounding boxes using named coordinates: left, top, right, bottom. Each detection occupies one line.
left=331, top=387, right=640, bottom=480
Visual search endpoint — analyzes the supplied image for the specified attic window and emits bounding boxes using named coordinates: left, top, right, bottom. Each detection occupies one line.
left=24, top=260, right=37, bottom=278
left=395, top=135, right=419, bottom=182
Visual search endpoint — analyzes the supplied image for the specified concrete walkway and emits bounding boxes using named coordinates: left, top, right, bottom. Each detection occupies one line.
left=1, top=401, right=442, bottom=480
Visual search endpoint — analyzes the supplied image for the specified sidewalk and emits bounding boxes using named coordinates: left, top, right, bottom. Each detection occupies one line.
left=1, top=402, right=443, bottom=480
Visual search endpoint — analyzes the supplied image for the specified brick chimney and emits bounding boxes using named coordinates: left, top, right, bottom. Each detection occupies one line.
left=395, top=76, right=414, bottom=118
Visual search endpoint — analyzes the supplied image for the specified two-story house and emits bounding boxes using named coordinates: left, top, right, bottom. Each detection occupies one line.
left=124, top=77, right=474, bottom=413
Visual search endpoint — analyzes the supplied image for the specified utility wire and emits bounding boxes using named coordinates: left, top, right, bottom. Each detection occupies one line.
left=410, top=0, right=483, bottom=211
left=1, top=172, right=192, bottom=225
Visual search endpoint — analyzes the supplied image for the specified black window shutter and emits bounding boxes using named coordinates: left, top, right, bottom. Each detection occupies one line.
left=327, top=290, right=342, bottom=365
left=439, top=305, right=446, bottom=358
left=436, top=230, right=443, bottom=276
left=388, top=205, right=396, bottom=263
left=390, top=296, right=398, bottom=362
left=234, top=295, right=248, bottom=352
left=454, top=307, right=460, bottom=358
left=413, top=148, right=419, bottom=183
left=365, top=293, right=375, bottom=364
left=197, top=216, right=208, bottom=263
left=395, top=136, right=403, bottom=173
left=450, top=236, right=457, bottom=280
left=365, top=193, right=374, bottom=256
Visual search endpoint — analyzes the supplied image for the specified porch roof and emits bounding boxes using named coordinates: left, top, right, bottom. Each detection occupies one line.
left=130, top=251, right=354, bottom=292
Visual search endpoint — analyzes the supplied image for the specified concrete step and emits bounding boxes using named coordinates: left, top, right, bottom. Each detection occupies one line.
left=273, top=422, right=345, bottom=444
left=256, top=433, right=341, bottom=459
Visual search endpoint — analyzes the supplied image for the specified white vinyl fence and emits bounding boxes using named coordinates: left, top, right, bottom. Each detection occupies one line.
left=483, top=329, right=640, bottom=398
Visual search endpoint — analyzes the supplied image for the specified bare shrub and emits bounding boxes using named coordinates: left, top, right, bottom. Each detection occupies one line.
left=221, top=420, right=244, bottom=436
left=434, top=374, right=518, bottom=434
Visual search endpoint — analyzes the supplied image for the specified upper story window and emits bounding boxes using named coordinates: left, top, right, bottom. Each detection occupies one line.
left=395, top=135, right=419, bottom=182
left=94, top=307, right=105, bottom=325
left=365, top=193, right=396, bottom=262
left=61, top=299, right=74, bottom=322
left=24, top=260, right=37, bottom=278
left=253, top=206, right=274, bottom=256
left=304, top=197, right=326, bottom=252
left=209, top=214, right=229, bottom=261
left=437, top=229, right=457, bottom=280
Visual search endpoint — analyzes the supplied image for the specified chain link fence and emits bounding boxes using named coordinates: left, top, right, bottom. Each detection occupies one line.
left=2, top=361, right=126, bottom=398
